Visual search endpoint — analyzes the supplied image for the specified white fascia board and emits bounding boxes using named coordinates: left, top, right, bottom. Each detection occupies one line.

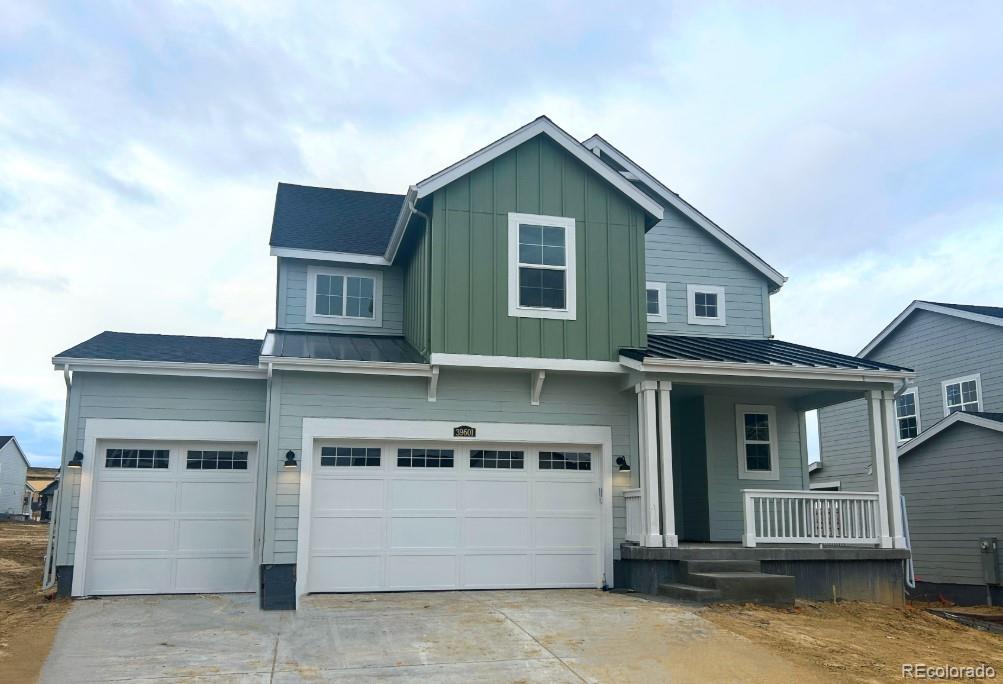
left=270, top=246, right=391, bottom=266
left=898, top=412, right=1003, bottom=458
left=582, top=134, right=787, bottom=291
left=261, top=356, right=432, bottom=377
left=429, top=352, right=625, bottom=374
left=384, top=186, right=419, bottom=264
left=859, top=300, right=1003, bottom=357
left=52, top=357, right=267, bottom=379
left=809, top=480, right=842, bottom=490
left=622, top=355, right=914, bottom=383
left=413, top=118, right=663, bottom=219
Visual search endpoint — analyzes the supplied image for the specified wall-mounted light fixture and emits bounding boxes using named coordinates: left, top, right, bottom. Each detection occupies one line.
left=615, top=456, right=630, bottom=471
left=283, top=450, right=298, bottom=469
left=67, top=451, right=84, bottom=469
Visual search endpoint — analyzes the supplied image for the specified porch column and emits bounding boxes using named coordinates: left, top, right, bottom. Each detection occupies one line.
left=867, top=390, right=893, bottom=548
left=636, top=381, right=662, bottom=547
left=657, top=381, right=678, bottom=547
left=881, top=390, right=908, bottom=549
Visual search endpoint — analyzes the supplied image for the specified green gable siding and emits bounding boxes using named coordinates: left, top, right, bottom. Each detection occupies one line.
left=401, top=218, right=431, bottom=357
left=428, top=135, right=647, bottom=361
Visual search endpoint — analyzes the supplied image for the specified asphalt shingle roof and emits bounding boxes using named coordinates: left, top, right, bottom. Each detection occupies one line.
left=55, top=332, right=263, bottom=366
left=269, top=183, right=405, bottom=256
left=921, top=301, right=1003, bottom=320
left=262, top=330, right=425, bottom=364
left=0, top=436, right=12, bottom=449
left=970, top=412, right=1003, bottom=424
left=623, top=335, right=912, bottom=372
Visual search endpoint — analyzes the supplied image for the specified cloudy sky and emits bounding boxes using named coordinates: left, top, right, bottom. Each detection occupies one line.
left=2, top=2, right=1002, bottom=467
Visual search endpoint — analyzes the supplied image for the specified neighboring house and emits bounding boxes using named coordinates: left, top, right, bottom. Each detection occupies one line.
left=0, top=436, right=30, bottom=520
left=25, top=467, right=59, bottom=521
left=49, top=116, right=912, bottom=609
left=38, top=478, right=59, bottom=523
left=814, top=301, right=1003, bottom=603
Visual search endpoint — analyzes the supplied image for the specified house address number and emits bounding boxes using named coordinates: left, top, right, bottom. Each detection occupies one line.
left=453, top=425, right=476, bottom=438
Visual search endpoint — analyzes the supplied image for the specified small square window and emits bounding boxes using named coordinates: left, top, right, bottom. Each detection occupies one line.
left=687, top=285, right=726, bottom=326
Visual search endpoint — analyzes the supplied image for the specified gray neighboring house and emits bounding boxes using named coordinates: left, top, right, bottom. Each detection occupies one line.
left=814, top=300, right=1003, bottom=604
left=0, top=436, right=30, bottom=519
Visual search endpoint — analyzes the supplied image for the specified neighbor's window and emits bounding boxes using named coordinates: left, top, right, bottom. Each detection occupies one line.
left=687, top=285, right=726, bottom=326
left=942, top=375, right=981, bottom=415
left=105, top=448, right=169, bottom=469
left=895, top=389, right=920, bottom=441
left=646, top=282, right=667, bottom=323
left=507, top=213, right=577, bottom=320
left=736, top=405, right=779, bottom=480
left=306, top=266, right=382, bottom=326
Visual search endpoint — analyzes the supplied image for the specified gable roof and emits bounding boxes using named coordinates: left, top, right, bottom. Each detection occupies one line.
left=860, top=300, right=1003, bottom=356
left=384, top=116, right=666, bottom=262
left=0, top=436, right=30, bottom=468
left=0, top=436, right=11, bottom=449
left=898, top=411, right=1003, bottom=458
left=582, top=134, right=787, bottom=291
left=269, top=184, right=404, bottom=263
left=54, top=331, right=263, bottom=367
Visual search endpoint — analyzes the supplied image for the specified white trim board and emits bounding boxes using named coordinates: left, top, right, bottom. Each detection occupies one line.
left=581, top=134, right=787, bottom=291
left=270, top=246, right=391, bottom=266
left=52, top=358, right=267, bottom=380
left=619, top=355, right=914, bottom=383
left=859, top=300, right=1003, bottom=357
left=429, top=353, right=624, bottom=374
left=296, top=418, right=615, bottom=607
left=898, top=412, right=1003, bottom=458
left=70, top=419, right=267, bottom=598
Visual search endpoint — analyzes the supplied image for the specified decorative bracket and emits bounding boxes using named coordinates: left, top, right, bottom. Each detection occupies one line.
left=530, top=369, right=546, bottom=406
left=427, top=365, right=440, bottom=402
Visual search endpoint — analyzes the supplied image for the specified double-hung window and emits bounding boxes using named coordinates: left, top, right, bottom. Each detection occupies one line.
left=687, top=284, right=726, bottom=326
left=508, top=213, right=577, bottom=320
left=942, top=374, right=981, bottom=415
left=306, top=266, right=382, bottom=327
left=895, top=388, right=920, bottom=441
left=646, top=282, right=667, bottom=323
left=735, top=404, right=779, bottom=480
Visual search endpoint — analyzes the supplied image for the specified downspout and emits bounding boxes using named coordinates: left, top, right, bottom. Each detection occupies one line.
left=42, top=365, right=72, bottom=590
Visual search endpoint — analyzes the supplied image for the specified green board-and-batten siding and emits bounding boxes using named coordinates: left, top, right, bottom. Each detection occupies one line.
left=401, top=218, right=431, bottom=358
left=428, top=134, right=647, bottom=361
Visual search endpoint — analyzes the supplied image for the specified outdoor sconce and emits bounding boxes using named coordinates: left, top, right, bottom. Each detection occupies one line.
left=68, top=451, right=84, bottom=468
left=283, top=450, right=298, bottom=469
left=615, top=456, right=630, bottom=471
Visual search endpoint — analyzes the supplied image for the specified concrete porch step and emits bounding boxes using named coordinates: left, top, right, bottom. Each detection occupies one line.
left=657, top=582, right=722, bottom=603
left=684, top=571, right=795, bottom=607
left=680, top=559, right=763, bottom=575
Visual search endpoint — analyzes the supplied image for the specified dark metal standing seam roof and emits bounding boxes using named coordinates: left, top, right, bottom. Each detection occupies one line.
left=54, top=331, right=263, bottom=366
left=263, top=330, right=425, bottom=364
left=623, top=335, right=912, bottom=372
left=269, top=183, right=405, bottom=256
left=921, top=301, right=1003, bottom=320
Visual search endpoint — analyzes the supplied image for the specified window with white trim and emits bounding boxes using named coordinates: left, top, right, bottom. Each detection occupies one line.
left=942, top=374, right=981, bottom=415
left=105, top=448, right=169, bottom=469
left=507, top=213, right=577, bottom=320
left=687, top=284, right=726, bottom=326
left=735, top=405, right=779, bottom=480
left=306, top=265, right=382, bottom=327
left=895, top=388, right=920, bottom=441
left=646, top=281, right=667, bottom=323
left=320, top=446, right=381, bottom=467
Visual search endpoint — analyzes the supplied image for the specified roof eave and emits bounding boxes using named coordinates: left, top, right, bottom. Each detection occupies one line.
left=53, top=357, right=267, bottom=379
left=622, top=355, right=914, bottom=383
left=898, top=411, right=1003, bottom=457
left=860, top=300, right=1003, bottom=357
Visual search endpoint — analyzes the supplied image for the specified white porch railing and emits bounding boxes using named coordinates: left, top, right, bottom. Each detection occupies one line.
left=624, top=488, right=642, bottom=543
left=742, top=490, right=881, bottom=547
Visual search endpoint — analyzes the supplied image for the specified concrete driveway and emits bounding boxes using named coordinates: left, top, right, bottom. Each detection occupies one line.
left=40, top=590, right=823, bottom=683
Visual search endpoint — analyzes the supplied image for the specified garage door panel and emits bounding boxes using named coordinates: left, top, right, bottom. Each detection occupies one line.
left=178, top=481, right=255, bottom=514
left=314, top=478, right=384, bottom=511
left=462, top=554, right=530, bottom=588
left=87, top=558, right=172, bottom=594
left=533, top=480, right=595, bottom=512
left=388, top=554, right=457, bottom=589
left=390, top=516, right=458, bottom=548
left=308, top=555, right=383, bottom=592
left=90, top=519, right=174, bottom=553
left=177, top=519, right=253, bottom=554
left=535, top=553, right=596, bottom=585
left=93, top=481, right=175, bottom=515
left=311, top=516, right=383, bottom=551
left=534, top=517, right=597, bottom=548
left=175, top=557, right=255, bottom=593
left=463, top=517, right=530, bottom=548
left=390, top=479, right=457, bottom=510
left=462, top=480, right=529, bottom=512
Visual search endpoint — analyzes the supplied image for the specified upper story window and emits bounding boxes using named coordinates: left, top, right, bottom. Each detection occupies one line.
left=507, top=213, right=577, bottom=321
left=687, top=284, right=726, bottom=326
left=735, top=404, right=779, bottom=480
left=942, top=374, right=981, bottom=415
left=306, top=265, right=383, bottom=327
left=646, top=282, right=667, bottom=323
left=895, top=388, right=920, bottom=441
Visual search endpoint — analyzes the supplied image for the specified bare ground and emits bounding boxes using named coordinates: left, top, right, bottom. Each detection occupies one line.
left=702, top=599, right=1003, bottom=683
left=0, top=522, right=69, bottom=684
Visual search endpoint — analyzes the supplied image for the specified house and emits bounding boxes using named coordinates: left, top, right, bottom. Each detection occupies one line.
left=813, top=301, right=1003, bottom=603
left=49, top=116, right=911, bottom=609
left=25, top=466, right=59, bottom=521
left=38, top=478, right=59, bottom=523
left=0, top=436, right=30, bottom=520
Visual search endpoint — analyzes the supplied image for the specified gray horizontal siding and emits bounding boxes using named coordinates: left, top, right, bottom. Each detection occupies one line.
left=899, top=423, right=1003, bottom=585
left=815, top=396, right=876, bottom=491
left=703, top=391, right=807, bottom=541
left=56, top=372, right=266, bottom=565
left=0, top=442, right=28, bottom=515
left=645, top=203, right=771, bottom=338
left=266, top=369, right=637, bottom=565
left=277, top=257, right=404, bottom=335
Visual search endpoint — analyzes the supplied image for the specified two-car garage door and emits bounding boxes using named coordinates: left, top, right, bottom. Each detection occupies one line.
left=305, top=442, right=602, bottom=592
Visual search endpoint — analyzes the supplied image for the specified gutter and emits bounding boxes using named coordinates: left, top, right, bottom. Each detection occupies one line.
left=621, top=355, right=915, bottom=383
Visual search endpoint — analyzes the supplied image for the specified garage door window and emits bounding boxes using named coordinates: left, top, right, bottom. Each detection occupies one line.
left=186, top=450, right=248, bottom=470
left=470, top=450, right=524, bottom=469
left=105, top=448, right=169, bottom=469
left=539, top=451, right=591, bottom=471
left=320, top=446, right=381, bottom=467
left=397, top=448, right=454, bottom=468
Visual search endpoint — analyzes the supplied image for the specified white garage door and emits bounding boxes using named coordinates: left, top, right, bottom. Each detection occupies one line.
left=85, top=441, right=257, bottom=595
left=306, top=442, right=601, bottom=592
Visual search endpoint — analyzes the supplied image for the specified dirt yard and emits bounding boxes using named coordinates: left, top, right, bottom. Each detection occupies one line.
left=0, top=522, right=69, bottom=684
left=703, top=599, right=1003, bottom=682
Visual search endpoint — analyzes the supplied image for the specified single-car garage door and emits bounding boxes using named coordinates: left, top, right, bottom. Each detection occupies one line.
left=84, top=441, right=257, bottom=595
left=306, top=442, right=601, bottom=592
